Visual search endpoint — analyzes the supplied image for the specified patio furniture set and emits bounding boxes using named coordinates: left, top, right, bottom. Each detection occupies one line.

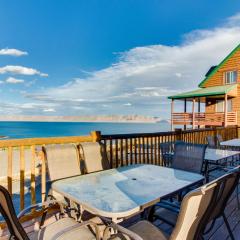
left=0, top=138, right=240, bottom=240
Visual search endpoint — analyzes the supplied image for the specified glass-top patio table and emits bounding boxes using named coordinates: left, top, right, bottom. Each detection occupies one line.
left=220, top=139, right=240, bottom=148
left=52, top=164, right=204, bottom=222
left=204, top=148, right=240, bottom=181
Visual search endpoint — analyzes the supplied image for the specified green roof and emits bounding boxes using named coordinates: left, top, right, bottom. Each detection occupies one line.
left=168, top=84, right=237, bottom=99
left=198, top=44, right=240, bottom=87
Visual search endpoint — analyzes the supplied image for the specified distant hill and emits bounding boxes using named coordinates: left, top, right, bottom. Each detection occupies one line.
left=0, top=115, right=168, bottom=123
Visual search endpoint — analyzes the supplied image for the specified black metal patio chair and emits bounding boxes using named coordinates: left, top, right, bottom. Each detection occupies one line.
left=171, top=141, right=207, bottom=174
left=160, top=142, right=175, bottom=167
left=206, top=135, right=216, bottom=148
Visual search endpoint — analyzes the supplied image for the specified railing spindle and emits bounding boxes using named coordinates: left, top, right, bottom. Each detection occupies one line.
left=109, top=139, right=113, bottom=168
left=20, top=146, right=25, bottom=210
left=31, top=145, right=36, bottom=206
left=115, top=139, right=119, bottom=168
left=41, top=147, right=46, bottom=202
left=130, top=138, right=133, bottom=165
left=125, top=139, right=128, bottom=165
left=7, top=146, right=13, bottom=196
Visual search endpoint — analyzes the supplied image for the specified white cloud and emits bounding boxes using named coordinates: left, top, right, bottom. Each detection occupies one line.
left=43, top=108, right=56, bottom=112
left=0, top=48, right=28, bottom=56
left=0, top=65, right=48, bottom=76
left=123, top=103, right=132, bottom=106
left=175, top=73, right=182, bottom=78
left=5, top=77, right=25, bottom=84
left=26, top=13, right=240, bottom=117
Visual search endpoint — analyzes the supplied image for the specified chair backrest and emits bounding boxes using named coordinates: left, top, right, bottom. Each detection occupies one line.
left=206, top=136, right=216, bottom=148
left=170, top=168, right=240, bottom=240
left=79, top=142, right=109, bottom=173
left=216, top=134, right=223, bottom=147
left=207, top=167, right=240, bottom=221
left=172, top=142, right=207, bottom=174
left=170, top=179, right=219, bottom=240
left=160, top=142, right=175, bottom=167
left=0, top=186, right=29, bottom=240
left=43, top=143, right=81, bottom=181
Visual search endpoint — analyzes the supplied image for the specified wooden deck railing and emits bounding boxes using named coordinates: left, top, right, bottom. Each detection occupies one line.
left=172, top=112, right=237, bottom=126
left=0, top=126, right=238, bottom=229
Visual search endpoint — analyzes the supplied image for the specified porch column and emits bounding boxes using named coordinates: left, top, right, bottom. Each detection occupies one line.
left=171, top=99, right=174, bottom=131
left=192, top=98, right=195, bottom=129
left=184, top=99, right=187, bottom=130
left=198, top=98, right=201, bottom=129
left=224, top=94, right=228, bottom=127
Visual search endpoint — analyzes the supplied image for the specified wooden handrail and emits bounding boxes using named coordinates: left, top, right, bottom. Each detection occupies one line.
left=172, top=112, right=237, bottom=126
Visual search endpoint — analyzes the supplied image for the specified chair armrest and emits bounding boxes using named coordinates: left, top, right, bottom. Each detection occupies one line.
left=103, top=223, right=143, bottom=240
left=17, top=199, right=57, bottom=219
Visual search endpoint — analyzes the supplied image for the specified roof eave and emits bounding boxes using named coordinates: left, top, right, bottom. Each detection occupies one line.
left=198, top=44, right=240, bottom=88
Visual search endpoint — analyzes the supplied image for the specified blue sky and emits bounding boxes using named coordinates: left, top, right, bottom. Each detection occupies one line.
left=0, top=0, right=240, bottom=118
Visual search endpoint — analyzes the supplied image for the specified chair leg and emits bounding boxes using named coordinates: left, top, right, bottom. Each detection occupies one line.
left=223, top=213, right=235, bottom=240
left=236, top=184, right=240, bottom=210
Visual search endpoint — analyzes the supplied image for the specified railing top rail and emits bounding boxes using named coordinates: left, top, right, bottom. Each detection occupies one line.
left=101, top=126, right=238, bottom=140
left=101, top=131, right=177, bottom=140
left=0, top=135, right=93, bottom=148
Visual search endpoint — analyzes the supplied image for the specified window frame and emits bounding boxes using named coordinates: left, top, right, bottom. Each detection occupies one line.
left=215, top=99, right=232, bottom=112
left=224, top=70, right=238, bottom=85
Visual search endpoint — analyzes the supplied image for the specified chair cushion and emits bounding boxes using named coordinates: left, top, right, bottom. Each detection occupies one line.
left=129, top=221, right=168, bottom=240
left=29, top=218, right=96, bottom=240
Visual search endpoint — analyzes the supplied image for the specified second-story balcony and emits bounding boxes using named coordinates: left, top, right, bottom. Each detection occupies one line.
left=168, top=84, right=238, bottom=129
left=172, top=112, right=237, bottom=127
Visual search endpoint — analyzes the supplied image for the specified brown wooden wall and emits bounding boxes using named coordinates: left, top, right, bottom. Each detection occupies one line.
left=202, top=50, right=240, bottom=88
left=202, top=49, right=240, bottom=125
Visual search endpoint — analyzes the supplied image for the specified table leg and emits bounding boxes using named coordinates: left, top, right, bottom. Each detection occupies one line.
left=204, top=161, right=209, bottom=182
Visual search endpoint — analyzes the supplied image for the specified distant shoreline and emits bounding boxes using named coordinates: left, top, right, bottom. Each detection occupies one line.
left=0, top=116, right=170, bottom=124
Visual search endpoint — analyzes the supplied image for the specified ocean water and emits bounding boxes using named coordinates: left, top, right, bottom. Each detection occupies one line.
left=0, top=121, right=170, bottom=139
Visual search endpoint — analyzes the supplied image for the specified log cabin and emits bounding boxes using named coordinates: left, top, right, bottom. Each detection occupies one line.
left=168, top=44, right=240, bottom=130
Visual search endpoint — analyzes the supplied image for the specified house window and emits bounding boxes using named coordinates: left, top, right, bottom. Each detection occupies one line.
left=225, top=71, right=237, bottom=84
left=216, top=99, right=232, bottom=112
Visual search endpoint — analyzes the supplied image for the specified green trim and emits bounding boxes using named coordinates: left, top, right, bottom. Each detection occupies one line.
left=168, top=84, right=237, bottom=99
left=198, top=44, right=240, bottom=87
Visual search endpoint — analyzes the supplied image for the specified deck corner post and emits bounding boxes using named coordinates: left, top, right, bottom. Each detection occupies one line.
left=91, top=131, right=101, bottom=142
left=192, top=97, right=196, bottom=129
left=175, top=128, right=182, bottom=141
left=171, top=99, right=174, bottom=131
left=224, top=94, right=228, bottom=127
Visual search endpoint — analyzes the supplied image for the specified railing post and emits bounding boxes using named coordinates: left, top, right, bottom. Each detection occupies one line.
left=192, top=97, right=195, bottom=129
left=91, top=131, right=101, bottom=142
left=175, top=128, right=182, bottom=141
left=171, top=99, right=174, bottom=131
left=224, top=94, right=228, bottom=127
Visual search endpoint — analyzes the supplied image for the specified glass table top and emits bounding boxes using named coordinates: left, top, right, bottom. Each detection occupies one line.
left=52, top=164, right=203, bottom=219
left=205, top=148, right=240, bottom=162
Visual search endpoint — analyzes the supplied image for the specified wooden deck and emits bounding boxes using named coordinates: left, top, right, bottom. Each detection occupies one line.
left=1, top=174, right=240, bottom=239
left=0, top=126, right=239, bottom=239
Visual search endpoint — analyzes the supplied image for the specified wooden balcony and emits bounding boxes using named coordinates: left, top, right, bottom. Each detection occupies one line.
left=172, top=112, right=237, bottom=127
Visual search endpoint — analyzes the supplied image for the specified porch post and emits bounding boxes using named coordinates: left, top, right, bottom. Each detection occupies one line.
left=198, top=98, right=201, bottom=129
left=184, top=99, right=187, bottom=130
left=192, top=98, right=195, bottom=129
left=171, top=99, right=174, bottom=131
left=224, top=94, right=228, bottom=127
